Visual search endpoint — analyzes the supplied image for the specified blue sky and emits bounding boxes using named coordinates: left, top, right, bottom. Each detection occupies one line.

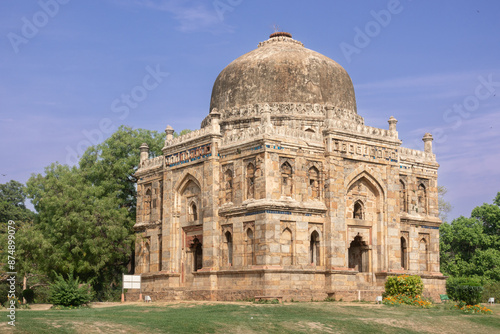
left=1, top=0, right=499, bottom=220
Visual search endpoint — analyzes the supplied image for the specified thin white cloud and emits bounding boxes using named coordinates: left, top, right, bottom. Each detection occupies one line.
left=111, top=0, right=232, bottom=33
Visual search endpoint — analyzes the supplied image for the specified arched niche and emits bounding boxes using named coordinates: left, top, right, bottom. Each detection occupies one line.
left=417, top=184, right=427, bottom=215
left=176, top=175, right=202, bottom=224
left=400, top=236, right=408, bottom=270
left=245, top=228, right=255, bottom=266
left=280, top=228, right=293, bottom=266
left=308, top=166, right=320, bottom=200
left=348, top=235, right=369, bottom=272
left=280, top=161, right=293, bottom=197
left=310, top=230, right=320, bottom=265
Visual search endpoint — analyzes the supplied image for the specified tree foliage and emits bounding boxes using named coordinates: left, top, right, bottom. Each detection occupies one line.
left=0, top=180, right=34, bottom=225
left=440, top=192, right=500, bottom=282
left=0, top=180, right=39, bottom=284
left=26, top=163, right=132, bottom=284
left=25, top=126, right=164, bottom=295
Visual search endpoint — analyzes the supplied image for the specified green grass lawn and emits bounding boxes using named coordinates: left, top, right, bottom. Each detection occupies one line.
left=1, top=302, right=499, bottom=333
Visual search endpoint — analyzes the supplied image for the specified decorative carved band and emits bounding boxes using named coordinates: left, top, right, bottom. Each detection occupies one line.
left=165, top=144, right=212, bottom=167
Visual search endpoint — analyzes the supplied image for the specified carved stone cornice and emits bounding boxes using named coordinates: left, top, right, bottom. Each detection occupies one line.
left=133, top=220, right=162, bottom=232
left=400, top=214, right=442, bottom=228
left=218, top=198, right=327, bottom=218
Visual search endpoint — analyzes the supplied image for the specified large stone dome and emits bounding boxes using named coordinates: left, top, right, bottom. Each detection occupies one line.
left=209, top=32, right=357, bottom=114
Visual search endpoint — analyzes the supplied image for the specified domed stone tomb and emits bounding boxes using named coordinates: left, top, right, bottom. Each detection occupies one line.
left=210, top=32, right=357, bottom=114
left=130, top=33, right=446, bottom=302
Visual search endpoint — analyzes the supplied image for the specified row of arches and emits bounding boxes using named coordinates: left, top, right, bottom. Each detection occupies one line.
left=399, top=180, right=428, bottom=215
left=221, top=162, right=322, bottom=203
left=281, top=161, right=321, bottom=199
left=219, top=228, right=323, bottom=267
left=139, top=234, right=162, bottom=273
left=222, top=163, right=257, bottom=204
left=221, top=228, right=255, bottom=267
left=400, top=236, right=428, bottom=271
left=139, top=234, right=430, bottom=274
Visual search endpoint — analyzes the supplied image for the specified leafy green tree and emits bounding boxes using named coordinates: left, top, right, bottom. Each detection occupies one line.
left=27, top=164, right=131, bottom=283
left=440, top=192, right=500, bottom=282
left=79, top=126, right=164, bottom=220
left=471, top=200, right=500, bottom=239
left=0, top=180, right=41, bottom=299
left=26, top=126, right=165, bottom=297
left=0, top=180, right=34, bottom=224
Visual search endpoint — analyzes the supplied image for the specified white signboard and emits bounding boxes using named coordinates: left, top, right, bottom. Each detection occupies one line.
left=123, top=275, right=141, bottom=289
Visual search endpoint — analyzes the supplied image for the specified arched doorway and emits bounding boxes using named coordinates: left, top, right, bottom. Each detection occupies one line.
left=193, top=238, right=203, bottom=272
left=348, top=235, right=369, bottom=272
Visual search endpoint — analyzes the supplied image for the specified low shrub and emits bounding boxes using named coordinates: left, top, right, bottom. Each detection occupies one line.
left=254, top=298, right=280, bottom=304
left=0, top=282, right=21, bottom=306
left=22, top=288, right=35, bottom=304
left=3, top=296, right=30, bottom=309
left=49, top=271, right=94, bottom=307
left=384, top=275, right=423, bottom=297
left=446, top=277, right=483, bottom=305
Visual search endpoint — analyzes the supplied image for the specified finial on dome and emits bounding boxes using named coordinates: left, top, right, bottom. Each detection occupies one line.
left=165, top=125, right=174, bottom=141
left=270, top=31, right=292, bottom=39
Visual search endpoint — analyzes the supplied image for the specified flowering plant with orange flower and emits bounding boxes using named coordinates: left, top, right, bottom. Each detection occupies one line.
left=383, top=293, right=433, bottom=308
left=383, top=275, right=432, bottom=308
left=455, top=303, right=492, bottom=314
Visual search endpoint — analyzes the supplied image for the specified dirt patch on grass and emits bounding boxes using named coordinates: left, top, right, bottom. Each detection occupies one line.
left=284, top=321, right=337, bottom=334
left=49, top=320, right=147, bottom=334
left=28, top=303, right=52, bottom=310
left=0, top=321, right=12, bottom=331
left=362, top=316, right=486, bottom=334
